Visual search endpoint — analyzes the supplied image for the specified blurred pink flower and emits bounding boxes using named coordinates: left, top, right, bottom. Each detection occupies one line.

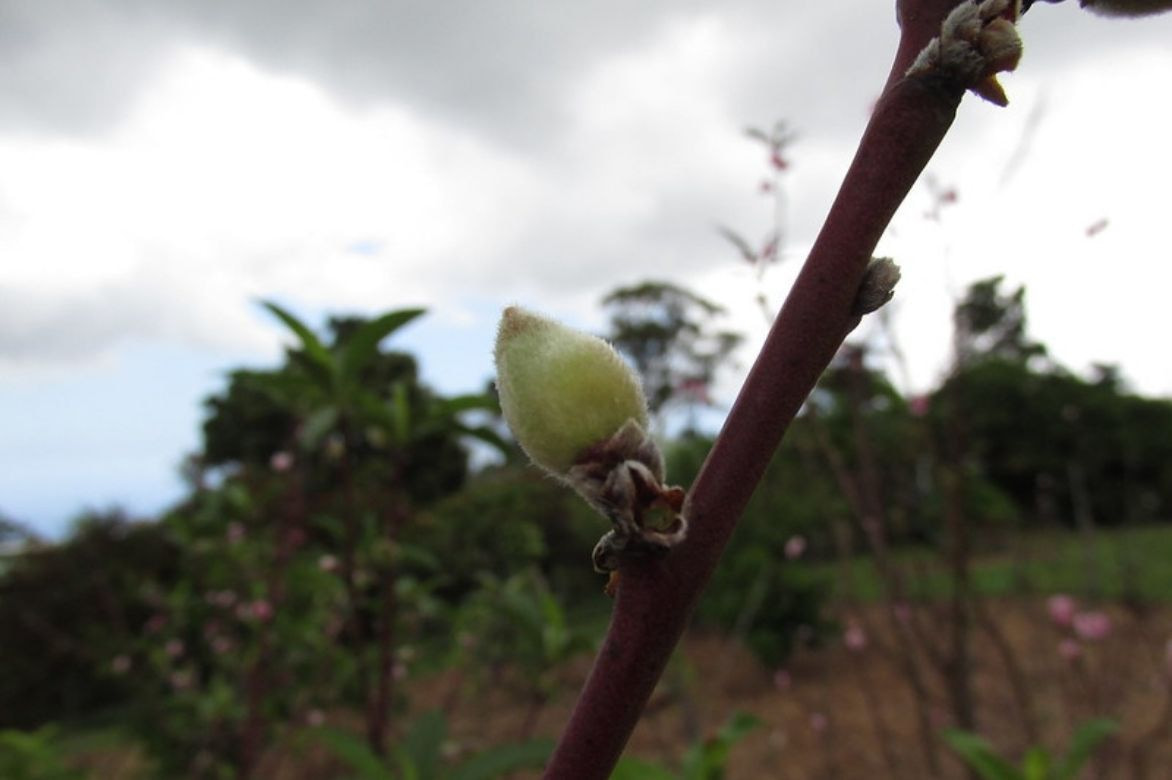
left=809, top=712, right=828, bottom=733
left=211, top=636, right=234, bottom=655
left=844, top=622, right=867, bottom=652
left=772, top=668, right=792, bottom=691
left=227, top=522, right=246, bottom=545
left=165, top=639, right=185, bottom=658
left=270, top=451, right=294, bottom=472
left=145, top=614, right=167, bottom=634
left=908, top=395, right=931, bottom=417
left=250, top=599, right=275, bottom=622
left=393, top=662, right=408, bottom=682
left=1059, top=638, right=1082, bottom=661
left=784, top=535, right=807, bottom=560
left=1047, top=594, right=1077, bottom=627
left=306, top=709, right=325, bottom=727
left=1073, top=611, right=1111, bottom=641
left=110, top=655, right=132, bottom=675
left=318, top=554, right=340, bottom=573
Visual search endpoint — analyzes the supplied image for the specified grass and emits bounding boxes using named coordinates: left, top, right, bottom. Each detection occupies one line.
left=819, top=523, right=1172, bottom=604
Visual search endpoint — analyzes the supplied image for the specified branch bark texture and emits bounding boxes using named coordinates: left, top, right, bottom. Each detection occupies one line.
left=545, top=2, right=976, bottom=776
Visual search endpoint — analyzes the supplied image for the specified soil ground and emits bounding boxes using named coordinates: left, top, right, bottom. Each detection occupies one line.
left=256, top=597, right=1172, bottom=779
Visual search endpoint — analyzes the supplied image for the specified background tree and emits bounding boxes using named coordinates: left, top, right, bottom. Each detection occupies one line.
left=601, top=281, right=742, bottom=427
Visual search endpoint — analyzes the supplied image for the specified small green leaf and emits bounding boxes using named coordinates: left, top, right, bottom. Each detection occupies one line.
left=610, top=757, right=679, bottom=780
left=399, top=710, right=446, bottom=780
left=451, top=423, right=510, bottom=454
left=262, top=300, right=336, bottom=388
left=941, top=729, right=1022, bottom=780
left=448, top=738, right=555, bottom=780
left=314, top=727, right=392, bottom=780
left=434, top=392, right=500, bottom=416
left=1054, top=718, right=1117, bottom=780
left=338, top=308, right=426, bottom=381
left=299, top=405, right=340, bottom=451
left=682, top=712, right=762, bottom=780
left=1021, top=747, right=1050, bottom=780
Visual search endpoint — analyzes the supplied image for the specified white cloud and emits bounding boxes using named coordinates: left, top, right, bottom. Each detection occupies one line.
left=3, top=3, right=1172, bottom=533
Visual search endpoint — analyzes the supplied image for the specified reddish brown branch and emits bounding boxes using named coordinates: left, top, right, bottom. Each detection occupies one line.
left=544, top=2, right=974, bottom=776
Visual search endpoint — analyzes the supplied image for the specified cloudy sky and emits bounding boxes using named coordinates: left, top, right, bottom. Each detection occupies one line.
left=2, top=1, right=1170, bottom=536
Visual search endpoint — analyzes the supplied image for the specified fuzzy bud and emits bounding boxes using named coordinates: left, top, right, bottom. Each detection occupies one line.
left=494, top=306, right=687, bottom=585
left=494, top=306, right=650, bottom=476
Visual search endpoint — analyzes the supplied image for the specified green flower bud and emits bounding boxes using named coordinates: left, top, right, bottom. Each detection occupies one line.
left=494, top=306, right=650, bottom=476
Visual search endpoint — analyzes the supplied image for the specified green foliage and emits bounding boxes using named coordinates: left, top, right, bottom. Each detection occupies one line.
left=408, top=465, right=604, bottom=606
left=933, top=357, right=1172, bottom=528
left=674, top=435, right=836, bottom=665
left=0, top=511, right=181, bottom=730
left=451, top=567, right=595, bottom=698
left=611, top=712, right=761, bottom=780
left=942, top=718, right=1117, bottom=780
left=314, top=711, right=553, bottom=780
left=953, top=275, right=1045, bottom=367
left=0, top=727, right=85, bottom=780
left=202, top=302, right=484, bottom=504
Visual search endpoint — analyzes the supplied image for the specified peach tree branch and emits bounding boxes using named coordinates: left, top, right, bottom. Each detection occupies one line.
left=542, top=2, right=1021, bottom=776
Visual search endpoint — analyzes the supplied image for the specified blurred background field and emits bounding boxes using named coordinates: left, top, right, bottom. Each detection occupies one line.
left=3, top=270, right=1172, bottom=779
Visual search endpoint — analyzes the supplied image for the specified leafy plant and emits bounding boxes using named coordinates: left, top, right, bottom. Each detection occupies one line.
left=610, top=712, right=761, bottom=780
left=315, top=710, right=553, bottom=780
left=0, top=727, right=86, bottom=780
left=942, top=718, right=1118, bottom=780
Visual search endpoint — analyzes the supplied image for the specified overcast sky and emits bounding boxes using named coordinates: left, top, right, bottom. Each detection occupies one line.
left=2, top=1, right=1170, bottom=536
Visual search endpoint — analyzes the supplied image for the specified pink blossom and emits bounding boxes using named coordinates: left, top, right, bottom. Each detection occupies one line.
left=809, top=712, right=828, bottom=733
left=211, top=636, right=234, bottom=655
left=270, top=451, right=294, bottom=472
left=1047, top=594, right=1078, bottom=627
left=306, top=709, right=325, bottom=727
left=908, top=395, right=931, bottom=417
left=250, top=599, right=275, bottom=622
left=226, top=522, right=246, bottom=545
left=1059, top=638, right=1083, bottom=661
left=1072, top=611, right=1111, bottom=641
left=110, top=655, right=131, bottom=675
left=393, top=662, right=408, bottom=681
left=145, top=614, right=167, bottom=634
left=772, top=668, right=792, bottom=691
left=165, top=639, right=185, bottom=658
left=318, top=554, right=340, bottom=573
left=784, top=535, right=807, bottom=560
left=844, top=622, right=867, bottom=652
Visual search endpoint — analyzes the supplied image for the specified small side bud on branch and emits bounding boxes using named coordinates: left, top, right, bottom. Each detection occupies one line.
left=852, top=257, right=903, bottom=316
left=494, top=307, right=687, bottom=590
left=907, top=0, right=1024, bottom=105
